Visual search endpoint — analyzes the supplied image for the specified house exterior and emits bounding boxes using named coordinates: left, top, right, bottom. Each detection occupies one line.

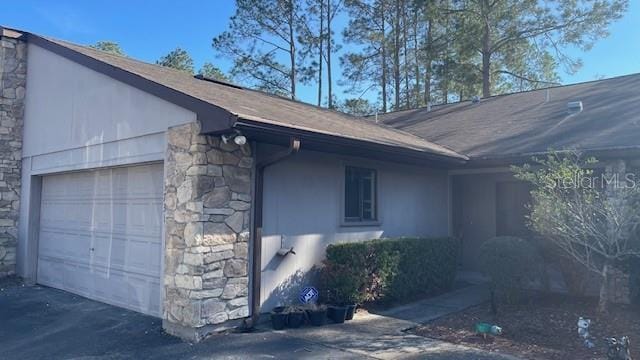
left=378, top=75, right=640, bottom=278
left=0, top=26, right=637, bottom=340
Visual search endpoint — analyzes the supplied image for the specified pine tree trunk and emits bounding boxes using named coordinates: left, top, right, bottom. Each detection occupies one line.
left=393, top=0, right=401, bottom=109
left=413, top=10, right=420, bottom=106
left=598, top=263, right=610, bottom=314
left=441, top=52, right=448, bottom=103
left=327, top=0, right=333, bottom=108
left=481, top=6, right=491, bottom=98
left=318, top=0, right=324, bottom=107
left=381, top=5, right=388, bottom=113
left=402, top=0, right=410, bottom=109
left=424, top=18, right=432, bottom=106
left=288, top=0, right=296, bottom=99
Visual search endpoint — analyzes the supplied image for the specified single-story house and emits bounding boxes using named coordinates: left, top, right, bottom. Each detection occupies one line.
left=1, top=26, right=638, bottom=341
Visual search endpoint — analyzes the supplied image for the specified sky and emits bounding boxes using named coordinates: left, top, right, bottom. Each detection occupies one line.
left=3, top=0, right=640, bottom=106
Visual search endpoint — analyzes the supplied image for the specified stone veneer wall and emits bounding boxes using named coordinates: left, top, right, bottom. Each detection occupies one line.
left=163, top=122, right=252, bottom=341
left=0, top=35, right=26, bottom=277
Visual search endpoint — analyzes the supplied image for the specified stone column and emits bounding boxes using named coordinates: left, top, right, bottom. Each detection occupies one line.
left=0, top=33, right=26, bottom=277
left=163, top=122, right=252, bottom=341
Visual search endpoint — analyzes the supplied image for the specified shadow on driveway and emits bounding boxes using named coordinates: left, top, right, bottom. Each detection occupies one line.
left=0, top=277, right=358, bottom=360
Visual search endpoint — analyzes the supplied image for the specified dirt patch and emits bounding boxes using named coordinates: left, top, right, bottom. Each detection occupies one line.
left=413, top=293, right=639, bottom=360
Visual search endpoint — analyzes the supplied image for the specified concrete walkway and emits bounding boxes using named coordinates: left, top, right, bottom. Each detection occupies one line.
left=376, top=284, right=491, bottom=325
left=264, top=285, right=520, bottom=359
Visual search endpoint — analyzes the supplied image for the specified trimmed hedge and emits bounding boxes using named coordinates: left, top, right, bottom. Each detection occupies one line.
left=321, top=237, right=459, bottom=304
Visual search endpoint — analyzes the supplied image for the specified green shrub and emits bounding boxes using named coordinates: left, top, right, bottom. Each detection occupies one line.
left=321, top=237, right=458, bottom=304
left=479, top=236, right=543, bottom=303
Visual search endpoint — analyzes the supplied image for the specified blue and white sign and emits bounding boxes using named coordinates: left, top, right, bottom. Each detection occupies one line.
left=299, top=286, right=319, bottom=304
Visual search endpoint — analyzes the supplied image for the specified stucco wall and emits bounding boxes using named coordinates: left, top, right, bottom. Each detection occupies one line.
left=259, top=145, right=450, bottom=310
left=22, top=44, right=197, bottom=159
left=17, top=43, right=197, bottom=279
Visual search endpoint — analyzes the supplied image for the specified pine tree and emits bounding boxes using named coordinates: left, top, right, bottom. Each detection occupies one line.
left=450, top=0, right=628, bottom=98
left=198, top=62, right=230, bottom=82
left=91, top=41, right=125, bottom=56
left=212, top=0, right=304, bottom=99
left=342, top=0, right=392, bottom=112
left=156, top=48, right=194, bottom=73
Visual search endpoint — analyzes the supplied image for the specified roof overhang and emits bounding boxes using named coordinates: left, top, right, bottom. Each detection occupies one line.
left=234, top=118, right=467, bottom=167
left=6, top=26, right=468, bottom=166
left=460, top=146, right=640, bottom=169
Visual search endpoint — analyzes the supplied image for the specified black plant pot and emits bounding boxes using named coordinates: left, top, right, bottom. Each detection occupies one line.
left=287, top=311, right=306, bottom=328
left=345, top=304, right=357, bottom=320
left=307, top=308, right=327, bottom=326
left=271, top=311, right=288, bottom=330
left=327, top=305, right=348, bottom=323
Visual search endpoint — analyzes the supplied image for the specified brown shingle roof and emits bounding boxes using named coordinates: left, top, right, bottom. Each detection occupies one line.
left=20, top=31, right=465, bottom=161
left=380, top=74, right=640, bottom=159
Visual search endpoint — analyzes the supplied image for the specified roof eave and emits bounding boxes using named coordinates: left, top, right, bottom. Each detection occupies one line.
left=461, top=146, right=640, bottom=168
left=233, top=118, right=468, bottom=167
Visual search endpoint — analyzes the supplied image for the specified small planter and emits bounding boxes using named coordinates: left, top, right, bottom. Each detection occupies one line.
left=270, top=307, right=288, bottom=330
left=345, top=304, right=357, bottom=320
left=327, top=305, right=348, bottom=323
left=306, top=306, right=327, bottom=326
left=287, top=308, right=306, bottom=328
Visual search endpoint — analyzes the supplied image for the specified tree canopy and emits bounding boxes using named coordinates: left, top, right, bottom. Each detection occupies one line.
left=156, top=47, right=195, bottom=73
left=91, top=41, right=125, bottom=56
left=198, top=62, right=230, bottom=81
left=210, top=0, right=627, bottom=112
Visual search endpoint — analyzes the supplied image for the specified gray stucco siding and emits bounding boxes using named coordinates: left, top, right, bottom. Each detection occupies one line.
left=259, top=145, right=450, bottom=310
left=17, top=43, right=197, bottom=279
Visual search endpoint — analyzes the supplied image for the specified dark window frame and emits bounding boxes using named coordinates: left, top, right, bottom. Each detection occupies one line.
left=344, top=166, right=378, bottom=223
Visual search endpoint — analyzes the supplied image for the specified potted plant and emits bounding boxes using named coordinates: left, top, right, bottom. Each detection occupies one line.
left=286, top=306, right=307, bottom=328
left=345, top=303, right=357, bottom=321
left=270, top=306, right=288, bottom=330
left=304, top=303, right=327, bottom=326
left=327, top=303, right=348, bottom=323
left=322, top=263, right=362, bottom=323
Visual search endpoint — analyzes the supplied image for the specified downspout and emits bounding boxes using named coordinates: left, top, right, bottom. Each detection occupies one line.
left=250, top=137, right=301, bottom=326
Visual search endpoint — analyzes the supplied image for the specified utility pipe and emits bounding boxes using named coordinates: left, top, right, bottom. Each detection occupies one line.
left=249, top=137, right=301, bottom=326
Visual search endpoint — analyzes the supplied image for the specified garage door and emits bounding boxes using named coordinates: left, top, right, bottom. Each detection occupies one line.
left=37, top=163, right=164, bottom=317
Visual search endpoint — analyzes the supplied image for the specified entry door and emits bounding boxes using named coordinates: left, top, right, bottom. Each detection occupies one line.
left=36, top=164, right=164, bottom=316
left=496, top=181, right=532, bottom=237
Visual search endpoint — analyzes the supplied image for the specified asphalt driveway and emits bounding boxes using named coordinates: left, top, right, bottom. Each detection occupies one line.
left=0, top=277, right=514, bottom=360
left=0, top=277, right=358, bottom=360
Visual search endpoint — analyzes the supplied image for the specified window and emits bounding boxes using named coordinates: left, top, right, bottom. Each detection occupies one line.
left=344, top=166, right=377, bottom=223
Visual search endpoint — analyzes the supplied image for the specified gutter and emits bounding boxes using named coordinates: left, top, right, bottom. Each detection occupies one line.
left=249, top=137, right=301, bottom=326
left=234, top=119, right=467, bottom=166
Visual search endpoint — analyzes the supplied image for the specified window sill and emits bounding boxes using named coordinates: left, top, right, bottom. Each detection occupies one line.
left=340, top=220, right=382, bottom=228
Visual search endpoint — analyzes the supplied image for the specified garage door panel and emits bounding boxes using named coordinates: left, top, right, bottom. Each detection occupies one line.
left=37, top=163, right=163, bottom=317
left=39, top=229, right=91, bottom=261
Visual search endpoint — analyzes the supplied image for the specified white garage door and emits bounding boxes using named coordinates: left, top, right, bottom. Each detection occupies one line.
left=37, top=163, right=164, bottom=317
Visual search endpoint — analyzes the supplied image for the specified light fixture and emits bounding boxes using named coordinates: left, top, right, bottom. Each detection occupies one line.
left=221, top=131, right=247, bottom=146
left=234, top=135, right=247, bottom=146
